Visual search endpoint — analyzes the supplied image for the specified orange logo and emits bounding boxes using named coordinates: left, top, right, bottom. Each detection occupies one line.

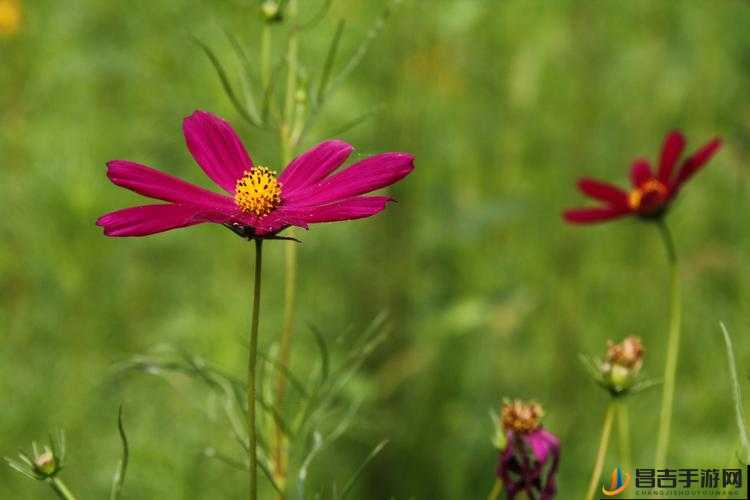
left=602, top=466, right=631, bottom=496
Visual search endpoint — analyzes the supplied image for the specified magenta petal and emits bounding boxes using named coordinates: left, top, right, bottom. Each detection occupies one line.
left=672, top=138, right=722, bottom=190
left=285, top=152, right=414, bottom=205
left=279, top=140, right=353, bottom=194
left=282, top=196, right=392, bottom=224
left=563, top=206, right=630, bottom=224
left=658, top=131, right=686, bottom=183
left=183, top=110, right=253, bottom=194
left=576, top=178, right=628, bottom=208
left=106, top=160, right=236, bottom=210
left=96, top=204, right=231, bottom=237
left=249, top=211, right=310, bottom=236
left=525, top=429, right=560, bottom=464
left=629, top=159, right=654, bottom=187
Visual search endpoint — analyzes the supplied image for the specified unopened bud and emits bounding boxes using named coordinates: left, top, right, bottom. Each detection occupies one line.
left=260, top=0, right=283, bottom=23
left=33, top=449, right=56, bottom=477
left=601, top=336, right=644, bottom=393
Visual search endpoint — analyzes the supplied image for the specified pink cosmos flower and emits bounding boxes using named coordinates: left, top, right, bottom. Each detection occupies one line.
left=563, top=131, right=721, bottom=224
left=96, top=111, right=414, bottom=238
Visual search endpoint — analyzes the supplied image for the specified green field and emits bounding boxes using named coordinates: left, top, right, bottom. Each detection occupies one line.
left=2, top=0, right=750, bottom=498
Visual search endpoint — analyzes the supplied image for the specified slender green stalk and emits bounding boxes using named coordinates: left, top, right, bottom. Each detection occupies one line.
left=273, top=2, right=300, bottom=494
left=486, top=478, right=503, bottom=500
left=261, top=25, right=272, bottom=91
left=248, top=239, right=264, bottom=500
left=49, top=478, right=76, bottom=500
left=616, top=401, right=631, bottom=494
left=654, top=220, right=681, bottom=467
left=585, top=402, right=616, bottom=500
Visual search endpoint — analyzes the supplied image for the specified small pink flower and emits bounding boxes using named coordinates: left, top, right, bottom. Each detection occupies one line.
left=97, top=110, right=414, bottom=238
left=563, top=131, right=721, bottom=224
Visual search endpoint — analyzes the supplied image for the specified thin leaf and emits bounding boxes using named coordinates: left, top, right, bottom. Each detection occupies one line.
left=109, top=406, right=129, bottom=500
left=204, top=447, right=246, bottom=471
left=323, top=104, right=382, bottom=137
left=258, top=350, right=309, bottom=399
left=720, top=322, right=750, bottom=463
left=299, top=0, right=333, bottom=30
left=223, top=29, right=262, bottom=123
left=337, top=440, right=389, bottom=500
left=329, top=0, right=401, bottom=95
left=258, top=458, right=285, bottom=497
left=5, top=459, right=39, bottom=480
left=193, top=37, right=261, bottom=128
left=309, top=324, right=330, bottom=385
left=316, top=20, right=345, bottom=106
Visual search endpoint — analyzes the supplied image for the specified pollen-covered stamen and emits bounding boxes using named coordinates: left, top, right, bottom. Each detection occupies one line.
left=234, top=166, right=282, bottom=216
left=501, top=400, right=544, bottom=434
left=628, top=179, right=668, bottom=213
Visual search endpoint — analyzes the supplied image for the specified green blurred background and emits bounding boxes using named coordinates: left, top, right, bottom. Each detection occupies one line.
left=2, top=0, right=750, bottom=497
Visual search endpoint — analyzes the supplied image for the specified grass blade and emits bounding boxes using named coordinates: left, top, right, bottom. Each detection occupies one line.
left=720, top=321, right=750, bottom=463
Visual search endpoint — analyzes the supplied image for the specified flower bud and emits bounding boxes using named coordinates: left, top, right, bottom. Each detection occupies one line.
left=260, top=0, right=283, bottom=23
left=601, top=336, right=644, bottom=393
left=33, top=449, right=56, bottom=477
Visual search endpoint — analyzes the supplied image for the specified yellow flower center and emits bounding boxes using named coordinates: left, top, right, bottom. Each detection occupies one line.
left=234, top=166, right=282, bottom=216
left=0, top=0, right=21, bottom=36
left=628, top=179, right=668, bottom=213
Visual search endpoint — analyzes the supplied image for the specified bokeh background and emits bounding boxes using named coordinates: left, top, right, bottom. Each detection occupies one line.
left=2, top=0, right=750, bottom=498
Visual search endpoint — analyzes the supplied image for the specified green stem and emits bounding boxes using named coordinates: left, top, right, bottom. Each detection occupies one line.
left=487, top=478, right=503, bottom=500
left=49, top=478, right=76, bottom=500
left=585, top=402, right=616, bottom=500
left=616, top=401, right=631, bottom=493
left=273, top=2, right=300, bottom=494
left=654, top=219, right=681, bottom=467
left=248, top=239, right=263, bottom=500
left=261, top=25, right=272, bottom=90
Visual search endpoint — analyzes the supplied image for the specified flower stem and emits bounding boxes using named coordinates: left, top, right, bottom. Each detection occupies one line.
left=654, top=219, right=681, bottom=467
left=617, top=401, right=631, bottom=493
left=486, top=478, right=503, bottom=500
left=49, top=478, right=77, bottom=500
left=261, top=25, right=272, bottom=91
left=585, top=402, right=616, bottom=500
left=248, top=239, right=263, bottom=500
left=273, top=2, right=299, bottom=494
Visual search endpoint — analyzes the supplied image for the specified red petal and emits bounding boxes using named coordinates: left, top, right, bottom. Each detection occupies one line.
left=672, top=138, right=722, bottom=190
left=563, top=206, right=630, bottom=224
left=658, top=131, right=686, bottom=183
left=576, top=178, right=628, bottom=208
left=630, top=159, right=654, bottom=187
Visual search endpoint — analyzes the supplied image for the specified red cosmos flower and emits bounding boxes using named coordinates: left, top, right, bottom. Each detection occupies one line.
left=563, top=131, right=721, bottom=224
left=96, top=110, right=414, bottom=238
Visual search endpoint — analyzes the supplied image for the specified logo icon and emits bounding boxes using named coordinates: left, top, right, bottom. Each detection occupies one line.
left=602, top=466, right=631, bottom=496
